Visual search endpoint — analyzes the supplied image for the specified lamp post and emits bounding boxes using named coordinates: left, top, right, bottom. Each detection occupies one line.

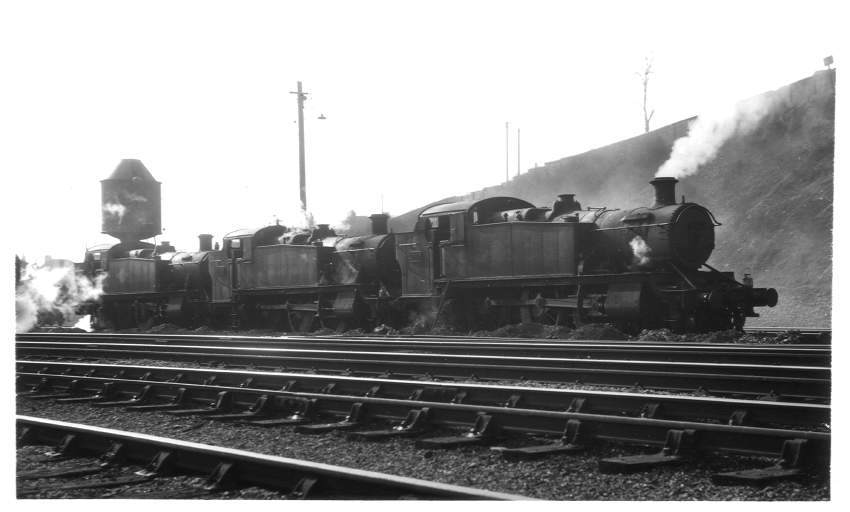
left=291, top=82, right=309, bottom=212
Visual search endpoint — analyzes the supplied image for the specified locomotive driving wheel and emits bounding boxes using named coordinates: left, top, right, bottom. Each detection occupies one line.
left=573, top=284, right=586, bottom=327
left=531, top=292, right=565, bottom=326
left=286, top=308, right=316, bottom=333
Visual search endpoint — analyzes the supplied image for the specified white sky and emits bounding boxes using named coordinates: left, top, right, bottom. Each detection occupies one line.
left=1, top=0, right=843, bottom=262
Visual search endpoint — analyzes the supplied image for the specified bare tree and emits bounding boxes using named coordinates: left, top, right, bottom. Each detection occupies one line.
left=638, top=57, right=655, bottom=133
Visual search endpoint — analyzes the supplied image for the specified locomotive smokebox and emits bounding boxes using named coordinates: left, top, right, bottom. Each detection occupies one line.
left=650, top=177, right=678, bottom=208
left=198, top=234, right=213, bottom=252
left=101, top=159, right=162, bottom=242
left=369, top=213, right=389, bottom=235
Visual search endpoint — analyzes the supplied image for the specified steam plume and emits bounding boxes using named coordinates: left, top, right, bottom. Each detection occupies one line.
left=103, top=202, right=126, bottom=221
left=15, top=258, right=105, bottom=332
left=629, top=236, right=652, bottom=267
left=656, top=93, right=777, bottom=178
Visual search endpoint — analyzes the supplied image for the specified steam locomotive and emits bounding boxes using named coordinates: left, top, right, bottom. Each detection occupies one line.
left=80, top=159, right=777, bottom=333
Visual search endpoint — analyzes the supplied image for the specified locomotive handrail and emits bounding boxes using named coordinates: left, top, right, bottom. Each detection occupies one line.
left=706, top=208, right=723, bottom=226
left=596, top=222, right=672, bottom=231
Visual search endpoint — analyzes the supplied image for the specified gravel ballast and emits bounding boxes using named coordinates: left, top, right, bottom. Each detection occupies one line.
left=16, top=397, right=829, bottom=500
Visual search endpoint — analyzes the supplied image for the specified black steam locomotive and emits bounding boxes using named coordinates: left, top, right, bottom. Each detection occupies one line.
left=80, top=160, right=777, bottom=333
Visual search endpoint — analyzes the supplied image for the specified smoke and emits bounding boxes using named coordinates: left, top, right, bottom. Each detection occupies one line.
left=123, top=192, right=148, bottom=203
left=103, top=202, right=127, bottom=222
left=656, top=93, right=777, bottom=178
left=629, top=236, right=652, bottom=267
left=274, top=206, right=316, bottom=231
left=15, top=259, right=106, bottom=332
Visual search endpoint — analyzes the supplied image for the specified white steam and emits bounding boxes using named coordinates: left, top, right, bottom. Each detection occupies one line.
left=656, top=93, right=777, bottom=178
left=15, top=259, right=106, bottom=332
left=73, top=315, right=93, bottom=332
left=274, top=205, right=316, bottom=231
left=103, top=202, right=127, bottom=221
left=629, top=236, right=652, bottom=267
left=123, top=192, right=149, bottom=203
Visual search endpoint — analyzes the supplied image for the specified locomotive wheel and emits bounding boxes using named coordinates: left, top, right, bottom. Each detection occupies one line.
left=287, top=310, right=316, bottom=333
left=573, top=285, right=586, bottom=327
left=531, top=292, right=565, bottom=326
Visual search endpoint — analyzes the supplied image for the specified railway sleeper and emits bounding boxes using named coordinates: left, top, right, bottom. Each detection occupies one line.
left=296, top=402, right=367, bottom=434
left=165, top=390, right=233, bottom=416
left=23, top=378, right=82, bottom=400
left=492, top=419, right=590, bottom=460
left=91, top=384, right=155, bottom=407
left=416, top=412, right=500, bottom=449
left=204, top=394, right=274, bottom=421
left=17, top=474, right=154, bottom=496
left=244, top=398, right=318, bottom=426
left=125, top=387, right=189, bottom=411
left=55, top=382, right=118, bottom=404
left=711, top=439, right=827, bottom=486
left=347, top=407, right=432, bottom=440
left=598, top=428, right=698, bottom=473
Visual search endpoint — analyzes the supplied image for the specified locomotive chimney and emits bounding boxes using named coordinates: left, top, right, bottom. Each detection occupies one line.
left=198, top=234, right=213, bottom=252
left=650, top=177, right=678, bottom=208
left=369, top=213, right=389, bottom=235
left=551, top=194, right=578, bottom=218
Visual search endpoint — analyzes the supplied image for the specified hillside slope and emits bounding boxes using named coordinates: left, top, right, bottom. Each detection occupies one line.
left=390, top=70, right=834, bottom=327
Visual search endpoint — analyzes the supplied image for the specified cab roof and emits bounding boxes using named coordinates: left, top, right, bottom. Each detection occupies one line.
left=419, top=196, right=535, bottom=217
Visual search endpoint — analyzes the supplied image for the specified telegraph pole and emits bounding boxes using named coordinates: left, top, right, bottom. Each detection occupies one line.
left=505, top=122, right=509, bottom=182
left=516, top=128, right=521, bottom=177
left=291, top=82, right=308, bottom=212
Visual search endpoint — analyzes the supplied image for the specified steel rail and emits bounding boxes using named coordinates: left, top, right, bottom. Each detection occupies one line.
left=16, top=415, right=529, bottom=500
left=16, top=343, right=830, bottom=401
left=16, top=369, right=830, bottom=461
left=15, top=341, right=827, bottom=377
left=16, top=332, right=832, bottom=365
left=16, top=361, right=831, bottom=428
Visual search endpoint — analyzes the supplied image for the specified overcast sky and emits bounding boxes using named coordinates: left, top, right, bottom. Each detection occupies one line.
left=1, top=0, right=842, bottom=261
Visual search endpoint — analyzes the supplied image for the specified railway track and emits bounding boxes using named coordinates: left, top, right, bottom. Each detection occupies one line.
left=17, top=332, right=832, bottom=365
left=17, top=416, right=527, bottom=499
left=16, top=330, right=831, bottom=489
left=16, top=336, right=831, bottom=402
left=16, top=360, right=830, bottom=484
